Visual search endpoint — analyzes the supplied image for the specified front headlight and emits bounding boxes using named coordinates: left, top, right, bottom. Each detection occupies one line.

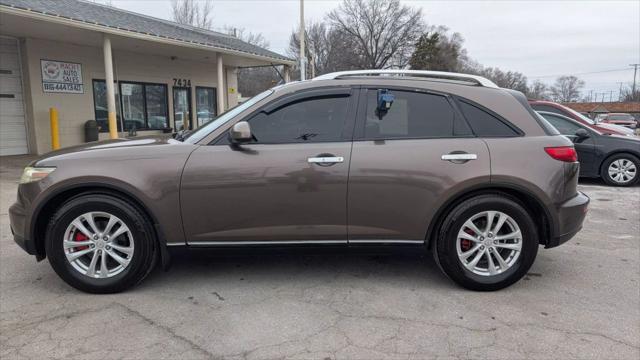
left=19, top=167, right=56, bottom=184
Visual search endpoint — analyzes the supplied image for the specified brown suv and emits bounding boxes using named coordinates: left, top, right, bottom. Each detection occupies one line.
left=9, top=70, right=589, bottom=293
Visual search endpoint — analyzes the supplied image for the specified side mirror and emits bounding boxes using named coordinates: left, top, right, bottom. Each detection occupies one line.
left=229, top=121, right=252, bottom=143
left=575, top=128, right=589, bottom=139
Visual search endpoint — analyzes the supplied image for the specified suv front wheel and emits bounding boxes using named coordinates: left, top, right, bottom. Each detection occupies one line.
left=434, top=194, right=539, bottom=291
left=45, top=194, right=157, bottom=293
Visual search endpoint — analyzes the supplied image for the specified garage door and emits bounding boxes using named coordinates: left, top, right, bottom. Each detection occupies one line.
left=0, top=37, right=28, bottom=156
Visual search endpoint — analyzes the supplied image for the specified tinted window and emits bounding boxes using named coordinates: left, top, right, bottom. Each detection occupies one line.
left=364, top=90, right=460, bottom=139
left=248, top=95, right=349, bottom=144
left=458, top=101, right=519, bottom=136
left=540, top=113, right=583, bottom=135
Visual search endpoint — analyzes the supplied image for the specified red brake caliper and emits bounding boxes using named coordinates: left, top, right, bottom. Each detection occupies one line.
left=461, top=229, right=474, bottom=251
left=74, top=231, right=89, bottom=251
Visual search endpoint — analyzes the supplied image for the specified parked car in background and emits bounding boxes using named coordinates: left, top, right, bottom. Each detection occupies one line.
left=537, top=111, right=640, bottom=186
left=10, top=70, right=589, bottom=293
left=598, top=113, right=637, bottom=129
left=529, top=100, right=634, bottom=136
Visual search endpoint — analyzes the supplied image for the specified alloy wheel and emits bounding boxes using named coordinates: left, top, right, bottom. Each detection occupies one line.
left=63, top=211, right=134, bottom=278
left=608, top=159, right=637, bottom=184
left=456, top=210, right=522, bottom=276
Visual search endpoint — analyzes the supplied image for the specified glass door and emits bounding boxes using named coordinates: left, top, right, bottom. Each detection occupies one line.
left=173, top=87, right=192, bottom=131
left=196, top=87, right=217, bottom=127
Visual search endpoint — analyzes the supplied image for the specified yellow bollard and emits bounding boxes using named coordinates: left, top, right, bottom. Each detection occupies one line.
left=49, top=107, right=60, bottom=150
left=108, top=110, right=118, bottom=139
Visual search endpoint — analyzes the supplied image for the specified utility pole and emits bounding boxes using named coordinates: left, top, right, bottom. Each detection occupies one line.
left=588, top=90, right=593, bottom=102
left=631, top=63, right=639, bottom=96
left=299, top=0, right=306, bottom=81
left=609, top=90, right=613, bottom=102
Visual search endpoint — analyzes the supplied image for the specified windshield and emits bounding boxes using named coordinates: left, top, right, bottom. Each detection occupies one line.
left=610, top=114, right=634, bottom=121
left=184, top=90, right=274, bottom=144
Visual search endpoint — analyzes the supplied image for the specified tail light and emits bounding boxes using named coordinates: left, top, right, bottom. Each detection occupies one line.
left=544, top=146, right=578, bottom=162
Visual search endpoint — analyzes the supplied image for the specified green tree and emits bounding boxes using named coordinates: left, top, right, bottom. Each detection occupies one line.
left=409, top=33, right=440, bottom=70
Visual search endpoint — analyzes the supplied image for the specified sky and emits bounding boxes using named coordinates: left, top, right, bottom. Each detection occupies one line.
left=106, top=0, right=640, bottom=100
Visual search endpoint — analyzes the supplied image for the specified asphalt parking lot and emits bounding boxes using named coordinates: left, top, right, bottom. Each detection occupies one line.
left=1, top=155, right=638, bottom=360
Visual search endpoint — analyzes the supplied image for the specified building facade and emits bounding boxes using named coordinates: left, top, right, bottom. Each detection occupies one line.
left=0, top=0, right=294, bottom=155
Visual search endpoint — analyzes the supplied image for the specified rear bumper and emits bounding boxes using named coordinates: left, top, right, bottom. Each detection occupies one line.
left=546, top=191, right=590, bottom=248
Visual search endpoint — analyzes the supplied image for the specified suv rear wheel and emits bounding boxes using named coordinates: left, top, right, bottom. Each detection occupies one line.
left=434, top=194, right=538, bottom=291
left=45, top=194, right=157, bottom=293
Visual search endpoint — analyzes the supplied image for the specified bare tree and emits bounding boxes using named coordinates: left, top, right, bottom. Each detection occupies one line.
left=620, top=84, right=640, bottom=102
left=224, top=26, right=270, bottom=49
left=171, top=0, right=213, bottom=29
left=288, top=21, right=362, bottom=78
left=327, top=0, right=425, bottom=69
left=550, top=76, right=585, bottom=103
left=527, top=80, right=549, bottom=100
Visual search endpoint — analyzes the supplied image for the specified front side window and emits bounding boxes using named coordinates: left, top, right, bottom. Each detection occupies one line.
left=363, top=90, right=460, bottom=139
left=246, top=95, right=350, bottom=144
left=458, top=101, right=520, bottom=137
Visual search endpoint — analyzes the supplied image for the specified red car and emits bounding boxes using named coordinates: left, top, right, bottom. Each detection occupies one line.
left=528, top=100, right=629, bottom=136
left=598, top=113, right=637, bottom=129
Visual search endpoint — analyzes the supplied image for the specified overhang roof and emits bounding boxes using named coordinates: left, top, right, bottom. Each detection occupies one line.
left=563, top=102, right=640, bottom=113
left=0, top=0, right=294, bottom=65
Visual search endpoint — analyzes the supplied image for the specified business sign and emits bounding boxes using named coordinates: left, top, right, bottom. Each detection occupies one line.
left=41, top=60, right=84, bottom=94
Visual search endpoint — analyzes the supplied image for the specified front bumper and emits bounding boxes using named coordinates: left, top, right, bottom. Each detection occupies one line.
left=546, top=191, right=590, bottom=248
left=9, top=200, right=37, bottom=255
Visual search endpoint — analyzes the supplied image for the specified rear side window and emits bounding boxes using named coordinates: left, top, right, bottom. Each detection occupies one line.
left=458, top=101, right=520, bottom=137
left=247, top=95, right=350, bottom=144
left=363, top=90, right=467, bottom=139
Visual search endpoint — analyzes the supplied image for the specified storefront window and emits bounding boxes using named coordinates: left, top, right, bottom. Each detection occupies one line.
left=92, top=80, right=121, bottom=132
left=92, top=80, right=168, bottom=132
left=196, top=87, right=217, bottom=127
left=120, top=83, right=145, bottom=131
left=146, top=84, right=169, bottom=129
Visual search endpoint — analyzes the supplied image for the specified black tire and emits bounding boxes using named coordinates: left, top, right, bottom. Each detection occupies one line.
left=46, top=193, right=157, bottom=293
left=600, top=153, right=639, bottom=187
left=433, top=194, right=538, bottom=291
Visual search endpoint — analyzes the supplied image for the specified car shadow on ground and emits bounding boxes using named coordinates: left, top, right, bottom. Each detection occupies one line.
left=579, top=177, right=640, bottom=187
left=138, top=246, right=459, bottom=291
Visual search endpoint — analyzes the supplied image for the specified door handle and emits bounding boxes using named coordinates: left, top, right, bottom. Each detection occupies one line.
left=308, top=156, right=344, bottom=165
left=441, top=153, right=477, bottom=162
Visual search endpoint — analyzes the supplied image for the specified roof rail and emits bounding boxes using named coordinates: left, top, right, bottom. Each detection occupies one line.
left=312, top=70, right=499, bottom=88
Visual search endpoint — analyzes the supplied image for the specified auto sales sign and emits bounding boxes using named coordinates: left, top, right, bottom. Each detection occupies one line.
left=41, top=60, right=84, bottom=94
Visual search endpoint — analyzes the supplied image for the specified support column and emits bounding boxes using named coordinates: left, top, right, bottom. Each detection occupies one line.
left=217, top=54, right=225, bottom=114
left=283, top=65, right=291, bottom=83
left=103, top=35, right=118, bottom=139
